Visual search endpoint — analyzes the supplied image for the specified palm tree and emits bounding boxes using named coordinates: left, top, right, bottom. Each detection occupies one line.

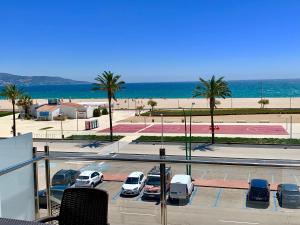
left=93, top=71, right=125, bottom=142
left=0, top=84, right=24, bottom=136
left=147, top=99, right=157, bottom=112
left=193, top=76, right=231, bottom=144
left=17, top=95, right=33, bottom=119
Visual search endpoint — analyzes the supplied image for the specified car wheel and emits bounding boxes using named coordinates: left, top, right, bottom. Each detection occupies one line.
left=100, top=176, right=104, bottom=183
left=91, top=183, right=95, bottom=188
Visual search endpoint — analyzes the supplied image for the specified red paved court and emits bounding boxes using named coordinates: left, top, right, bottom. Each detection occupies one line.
left=99, top=124, right=288, bottom=135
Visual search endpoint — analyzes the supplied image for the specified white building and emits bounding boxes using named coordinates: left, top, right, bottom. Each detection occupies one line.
left=36, top=105, right=60, bottom=120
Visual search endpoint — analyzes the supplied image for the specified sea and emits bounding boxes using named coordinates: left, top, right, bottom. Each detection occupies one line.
left=1, top=79, right=300, bottom=99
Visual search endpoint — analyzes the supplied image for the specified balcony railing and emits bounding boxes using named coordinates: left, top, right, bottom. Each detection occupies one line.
left=1, top=144, right=300, bottom=225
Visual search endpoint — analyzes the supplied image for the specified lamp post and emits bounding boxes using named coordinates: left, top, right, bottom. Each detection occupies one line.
left=189, top=103, right=195, bottom=175
left=160, top=114, right=164, bottom=148
left=182, top=108, right=188, bottom=175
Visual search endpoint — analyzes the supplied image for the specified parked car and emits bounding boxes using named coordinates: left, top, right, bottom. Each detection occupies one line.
left=247, top=179, right=270, bottom=202
left=52, top=169, right=80, bottom=187
left=169, top=174, right=194, bottom=201
left=277, top=183, right=300, bottom=207
left=39, top=185, right=67, bottom=209
left=121, top=171, right=146, bottom=196
left=75, top=170, right=103, bottom=188
left=143, top=166, right=172, bottom=199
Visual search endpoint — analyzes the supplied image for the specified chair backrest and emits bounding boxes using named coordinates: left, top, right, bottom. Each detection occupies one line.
left=59, top=188, right=108, bottom=225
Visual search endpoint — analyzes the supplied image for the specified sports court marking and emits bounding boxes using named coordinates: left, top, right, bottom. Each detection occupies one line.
left=99, top=124, right=288, bottom=135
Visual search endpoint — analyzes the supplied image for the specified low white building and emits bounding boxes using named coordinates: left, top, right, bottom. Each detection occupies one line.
left=36, top=105, right=60, bottom=120
left=61, top=102, right=82, bottom=119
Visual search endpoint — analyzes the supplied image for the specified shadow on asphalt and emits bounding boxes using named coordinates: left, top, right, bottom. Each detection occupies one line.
left=193, top=144, right=214, bottom=152
left=246, top=200, right=269, bottom=209
left=76, top=141, right=106, bottom=149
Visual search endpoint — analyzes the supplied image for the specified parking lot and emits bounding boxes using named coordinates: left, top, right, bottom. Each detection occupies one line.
left=40, top=160, right=300, bottom=225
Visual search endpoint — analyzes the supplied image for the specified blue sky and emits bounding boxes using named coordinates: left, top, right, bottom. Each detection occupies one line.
left=0, top=0, right=300, bottom=83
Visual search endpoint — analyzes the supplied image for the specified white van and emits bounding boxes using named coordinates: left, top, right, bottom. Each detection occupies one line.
left=169, top=174, right=194, bottom=201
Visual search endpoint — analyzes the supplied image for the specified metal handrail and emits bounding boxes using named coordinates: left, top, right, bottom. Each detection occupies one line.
left=0, top=154, right=46, bottom=177
left=49, top=152, right=300, bottom=168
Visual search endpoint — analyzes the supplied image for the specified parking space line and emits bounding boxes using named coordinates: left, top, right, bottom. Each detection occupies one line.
left=271, top=174, right=274, bottom=184
left=188, top=187, right=199, bottom=205
left=112, top=190, right=122, bottom=201
left=219, top=220, right=259, bottom=224
left=200, top=170, right=207, bottom=179
left=247, top=171, right=251, bottom=182
left=120, top=212, right=156, bottom=217
left=213, top=188, right=223, bottom=208
left=273, top=192, right=278, bottom=212
left=244, top=191, right=247, bottom=209
left=135, top=191, right=144, bottom=201
left=293, top=175, right=299, bottom=185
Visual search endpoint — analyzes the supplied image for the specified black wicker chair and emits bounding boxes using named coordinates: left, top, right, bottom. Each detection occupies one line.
left=37, top=188, right=109, bottom=225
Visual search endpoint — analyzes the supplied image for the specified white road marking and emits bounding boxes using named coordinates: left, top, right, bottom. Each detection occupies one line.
left=219, top=220, right=259, bottom=224
left=293, top=175, right=299, bottom=185
left=120, top=212, right=156, bottom=217
left=111, top=154, right=117, bottom=158
left=247, top=171, right=251, bottom=182
left=65, top=161, right=95, bottom=164
left=223, top=173, right=228, bottom=181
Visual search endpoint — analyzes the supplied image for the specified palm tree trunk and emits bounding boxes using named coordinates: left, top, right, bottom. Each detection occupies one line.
left=12, top=99, right=16, bottom=137
left=210, top=98, right=215, bottom=144
left=108, top=96, right=113, bottom=142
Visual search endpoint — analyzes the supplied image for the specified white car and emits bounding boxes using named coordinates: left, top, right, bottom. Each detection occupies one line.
left=75, top=170, right=103, bottom=188
left=121, top=171, right=146, bottom=196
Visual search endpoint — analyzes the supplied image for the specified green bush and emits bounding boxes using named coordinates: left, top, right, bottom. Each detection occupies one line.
left=141, top=108, right=300, bottom=117
left=135, top=135, right=300, bottom=145
left=93, top=108, right=101, bottom=117
left=102, top=108, right=108, bottom=115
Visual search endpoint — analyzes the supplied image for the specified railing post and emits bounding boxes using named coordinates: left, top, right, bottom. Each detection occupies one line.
left=44, top=145, right=51, bottom=216
left=160, top=148, right=167, bottom=225
left=32, top=147, right=40, bottom=219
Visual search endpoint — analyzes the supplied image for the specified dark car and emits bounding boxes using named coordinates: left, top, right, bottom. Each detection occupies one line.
left=52, top=169, right=80, bottom=187
left=39, top=185, right=67, bottom=209
left=277, top=184, right=300, bottom=208
left=247, top=179, right=270, bottom=202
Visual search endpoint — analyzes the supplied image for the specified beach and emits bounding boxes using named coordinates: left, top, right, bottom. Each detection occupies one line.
left=0, top=97, right=299, bottom=111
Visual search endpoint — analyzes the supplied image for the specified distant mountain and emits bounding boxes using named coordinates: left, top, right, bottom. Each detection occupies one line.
left=0, top=73, right=90, bottom=86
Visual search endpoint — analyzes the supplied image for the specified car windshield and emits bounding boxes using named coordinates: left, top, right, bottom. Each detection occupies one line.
left=125, top=177, right=139, bottom=184
left=78, top=176, right=89, bottom=180
left=251, top=187, right=268, bottom=195
left=284, top=190, right=300, bottom=195
left=146, top=176, right=160, bottom=186
left=52, top=175, right=64, bottom=180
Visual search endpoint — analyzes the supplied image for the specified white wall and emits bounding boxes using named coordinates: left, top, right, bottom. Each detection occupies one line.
left=61, top=106, right=77, bottom=119
left=0, top=133, right=35, bottom=220
left=51, top=108, right=61, bottom=120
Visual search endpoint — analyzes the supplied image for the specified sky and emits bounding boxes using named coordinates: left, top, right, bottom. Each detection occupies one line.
left=0, top=0, right=300, bottom=83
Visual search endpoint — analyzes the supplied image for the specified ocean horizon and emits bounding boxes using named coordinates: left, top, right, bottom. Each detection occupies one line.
left=1, top=79, right=300, bottom=99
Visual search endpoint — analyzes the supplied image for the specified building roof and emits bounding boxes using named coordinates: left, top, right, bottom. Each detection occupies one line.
left=37, top=104, right=60, bottom=112
left=61, top=102, right=82, bottom=108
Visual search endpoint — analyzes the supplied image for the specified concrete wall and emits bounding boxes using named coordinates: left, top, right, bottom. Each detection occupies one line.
left=0, top=133, right=35, bottom=220
left=61, top=106, right=77, bottom=119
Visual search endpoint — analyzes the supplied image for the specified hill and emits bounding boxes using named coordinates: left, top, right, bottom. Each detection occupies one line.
left=0, top=73, right=90, bottom=86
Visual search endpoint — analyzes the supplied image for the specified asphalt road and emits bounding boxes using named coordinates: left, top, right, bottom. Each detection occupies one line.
left=41, top=159, right=300, bottom=225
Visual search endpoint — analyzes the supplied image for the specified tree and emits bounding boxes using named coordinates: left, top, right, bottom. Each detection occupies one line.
left=147, top=99, right=157, bottom=112
left=0, top=84, right=24, bottom=136
left=92, top=71, right=125, bottom=142
left=193, top=76, right=231, bottom=144
left=136, top=105, right=144, bottom=116
left=17, top=95, right=33, bottom=119
left=258, top=99, right=269, bottom=108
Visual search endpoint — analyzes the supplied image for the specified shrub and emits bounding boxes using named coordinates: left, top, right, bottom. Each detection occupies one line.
left=102, top=108, right=108, bottom=115
left=93, top=108, right=101, bottom=117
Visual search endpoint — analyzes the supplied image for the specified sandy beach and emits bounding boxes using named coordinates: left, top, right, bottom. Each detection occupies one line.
left=0, top=97, right=299, bottom=111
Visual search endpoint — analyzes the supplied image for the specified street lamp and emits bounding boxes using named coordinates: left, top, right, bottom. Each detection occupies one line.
left=160, top=114, right=164, bottom=148
left=189, top=102, right=195, bottom=175
left=182, top=108, right=188, bottom=175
